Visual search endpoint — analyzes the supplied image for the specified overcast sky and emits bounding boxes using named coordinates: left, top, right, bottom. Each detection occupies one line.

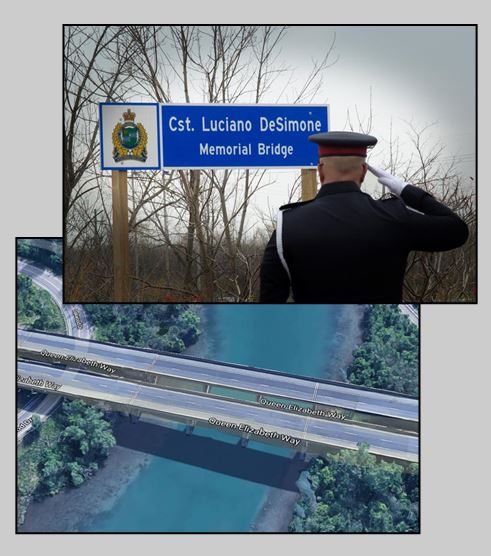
left=257, top=25, right=475, bottom=217
left=284, top=25, right=475, bottom=156
left=98, top=25, right=476, bottom=229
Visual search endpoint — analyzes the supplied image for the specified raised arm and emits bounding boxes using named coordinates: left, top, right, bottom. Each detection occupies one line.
left=368, top=164, right=469, bottom=251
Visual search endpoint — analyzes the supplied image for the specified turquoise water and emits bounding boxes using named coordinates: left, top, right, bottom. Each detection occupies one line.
left=84, top=304, right=343, bottom=532
left=208, top=304, right=342, bottom=378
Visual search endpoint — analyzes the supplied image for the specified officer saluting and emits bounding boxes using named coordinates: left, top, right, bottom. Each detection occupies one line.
left=260, top=131, right=469, bottom=303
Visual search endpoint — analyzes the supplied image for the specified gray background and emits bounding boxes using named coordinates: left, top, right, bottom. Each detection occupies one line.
left=1, top=2, right=488, bottom=553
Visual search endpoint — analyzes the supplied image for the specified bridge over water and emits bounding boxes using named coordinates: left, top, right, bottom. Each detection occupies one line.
left=17, top=330, right=418, bottom=462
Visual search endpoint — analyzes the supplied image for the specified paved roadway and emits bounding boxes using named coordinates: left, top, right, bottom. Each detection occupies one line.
left=17, top=260, right=91, bottom=439
left=18, top=260, right=90, bottom=339
left=18, top=361, right=418, bottom=462
left=399, top=304, right=419, bottom=327
left=17, top=393, right=62, bottom=434
left=18, top=329, right=418, bottom=422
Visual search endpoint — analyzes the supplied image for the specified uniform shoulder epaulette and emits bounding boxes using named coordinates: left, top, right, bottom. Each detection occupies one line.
left=379, top=194, right=400, bottom=202
left=279, top=199, right=316, bottom=211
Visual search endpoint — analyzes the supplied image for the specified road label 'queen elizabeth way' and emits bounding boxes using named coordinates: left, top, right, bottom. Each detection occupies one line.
left=161, top=104, right=329, bottom=169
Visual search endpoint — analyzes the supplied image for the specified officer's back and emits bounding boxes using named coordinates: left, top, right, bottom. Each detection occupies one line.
left=259, top=131, right=469, bottom=303
left=282, top=182, right=416, bottom=302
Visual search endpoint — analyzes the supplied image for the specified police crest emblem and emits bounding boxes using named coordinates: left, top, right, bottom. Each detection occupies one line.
left=112, top=108, right=148, bottom=163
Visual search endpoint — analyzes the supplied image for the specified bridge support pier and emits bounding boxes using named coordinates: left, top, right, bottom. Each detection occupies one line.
left=238, top=434, right=250, bottom=447
left=203, top=384, right=211, bottom=394
left=185, top=419, right=196, bottom=435
left=129, top=413, right=140, bottom=424
left=294, top=446, right=308, bottom=461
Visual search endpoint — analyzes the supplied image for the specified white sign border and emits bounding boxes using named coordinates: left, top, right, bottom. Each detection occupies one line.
left=99, top=102, right=162, bottom=171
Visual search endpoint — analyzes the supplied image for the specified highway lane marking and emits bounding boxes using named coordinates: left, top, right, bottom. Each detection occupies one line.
left=309, top=421, right=415, bottom=443
left=312, top=382, right=319, bottom=405
left=21, top=369, right=418, bottom=457
left=127, top=383, right=144, bottom=407
left=21, top=360, right=416, bottom=422
left=21, top=334, right=418, bottom=426
left=62, top=354, right=313, bottom=399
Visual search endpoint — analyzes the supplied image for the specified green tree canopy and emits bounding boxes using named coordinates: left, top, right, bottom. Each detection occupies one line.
left=347, top=305, right=418, bottom=396
left=290, top=445, right=419, bottom=533
left=34, top=400, right=116, bottom=498
left=84, top=303, right=200, bottom=354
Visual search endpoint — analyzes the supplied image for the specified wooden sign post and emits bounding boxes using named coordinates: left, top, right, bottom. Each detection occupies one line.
left=100, top=103, right=161, bottom=302
left=111, top=170, right=130, bottom=301
left=301, top=168, right=318, bottom=201
left=100, top=102, right=327, bottom=302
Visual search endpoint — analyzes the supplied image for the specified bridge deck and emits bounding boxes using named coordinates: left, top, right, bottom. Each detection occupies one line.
left=18, top=361, right=418, bottom=462
left=18, top=329, right=418, bottom=422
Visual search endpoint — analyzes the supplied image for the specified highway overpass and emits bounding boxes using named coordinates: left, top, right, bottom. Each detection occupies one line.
left=17, top=260, right=91, bottom=439
left=17, top=360, right=418, bottom=462
left=18, top=329, right=419, bottom=427
left=18, top=260, right=90, bottom=339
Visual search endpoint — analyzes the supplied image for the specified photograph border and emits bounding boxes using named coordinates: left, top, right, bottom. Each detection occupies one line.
left=16, top=236, right=421, bottom=534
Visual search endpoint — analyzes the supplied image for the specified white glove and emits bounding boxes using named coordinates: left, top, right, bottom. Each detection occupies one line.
left=367, top=164, right=408, bottom=197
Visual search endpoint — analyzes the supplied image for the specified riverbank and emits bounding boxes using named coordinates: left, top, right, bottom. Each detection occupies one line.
left=20, top=443, right=152, bottom=532
left=184, top=304, right=212, bottom=358
left=19, top=306, right=208, bottom=532
left=325, top=304, right=365, bottom=381
left=251, top=304, right=365, bottom=532
left=251, top=487, right=301, bottom=532
left=20, top=305, right=365, bottom=533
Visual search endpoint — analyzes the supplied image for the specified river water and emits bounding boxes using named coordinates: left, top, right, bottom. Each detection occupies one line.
left=81, top=304, right=349, bottom=532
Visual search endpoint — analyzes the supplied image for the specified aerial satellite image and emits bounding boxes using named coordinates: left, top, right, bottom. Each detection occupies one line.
left=17, top=238, right=419, bottom=533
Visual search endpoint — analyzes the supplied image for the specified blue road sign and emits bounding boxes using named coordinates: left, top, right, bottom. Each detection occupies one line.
left=161, top=104, right=329, bottom=169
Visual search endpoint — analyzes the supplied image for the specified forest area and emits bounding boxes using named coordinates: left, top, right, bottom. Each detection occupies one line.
left=17, top=400, right=116, bottom=527
left=290, top=445, right=419, bottom=533
left=17, top=274, right=65, bottom=333
left=290, top=304, right=419, bottom=532
left=18, top=240, right=62, bottom=276
left=347, top=304, right=419, bottom=396
left=83, top=303, right=201, bottom=353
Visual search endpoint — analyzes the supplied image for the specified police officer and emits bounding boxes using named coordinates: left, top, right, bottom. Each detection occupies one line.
left=259, top=131, right=469, bottom=303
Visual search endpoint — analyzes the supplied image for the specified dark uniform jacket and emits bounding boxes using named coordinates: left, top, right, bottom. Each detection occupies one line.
left=260, top=181, right=469, bottom=303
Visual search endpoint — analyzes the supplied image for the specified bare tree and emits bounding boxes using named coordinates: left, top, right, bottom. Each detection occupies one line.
left=64, top=26, right=139, bottom=219
left=65, top=26, right=474, bottom=303
left=64, top=25, right=337, bottom=302
left=398, top=124, right=475, bottom=301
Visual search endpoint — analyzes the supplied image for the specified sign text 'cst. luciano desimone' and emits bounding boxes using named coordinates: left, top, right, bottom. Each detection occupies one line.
left=99, top=103, right=329, bottom=170
left=161, top=104, right=329, bottom=168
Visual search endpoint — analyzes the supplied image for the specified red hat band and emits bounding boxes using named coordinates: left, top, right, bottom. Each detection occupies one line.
left=318, top=146, right=367, bottom=157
